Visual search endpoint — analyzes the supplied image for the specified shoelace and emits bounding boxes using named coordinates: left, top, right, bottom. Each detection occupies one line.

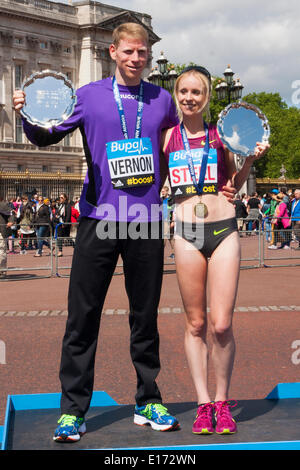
left=196, top=402, right=213, bottom=419
left=144, top=403, right=170, bottom=417
left=57, top=414, right=78, bottom=427
left=214, top=400, right=237, bottom=420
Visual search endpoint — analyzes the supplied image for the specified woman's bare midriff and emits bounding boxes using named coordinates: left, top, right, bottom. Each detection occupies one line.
left=174, top=192, right=236, bottom=224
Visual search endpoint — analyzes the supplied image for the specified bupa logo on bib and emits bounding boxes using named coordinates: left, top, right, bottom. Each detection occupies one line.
left=106, top=137, right=155, bottom=189
left=169, top=147, right=218, bottom=197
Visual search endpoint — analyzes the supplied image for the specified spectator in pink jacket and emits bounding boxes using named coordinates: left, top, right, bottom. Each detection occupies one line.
left=268, top=193, right=291, bottom=249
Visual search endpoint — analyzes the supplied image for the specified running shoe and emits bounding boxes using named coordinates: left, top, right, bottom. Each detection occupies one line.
left=53, top=414, right=86, bottom=442
left=134, top=403, right=179, bottom=431
left=192, top=403, right=214, bottom=434
left=214, top=400, right=237, bottom=434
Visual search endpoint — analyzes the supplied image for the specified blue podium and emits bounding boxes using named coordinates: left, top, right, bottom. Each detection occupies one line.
left=1, top=384, right=300, bottom=450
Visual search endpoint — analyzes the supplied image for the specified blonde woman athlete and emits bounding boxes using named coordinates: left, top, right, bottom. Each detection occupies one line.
left=162, top=65, right=269, bottom=435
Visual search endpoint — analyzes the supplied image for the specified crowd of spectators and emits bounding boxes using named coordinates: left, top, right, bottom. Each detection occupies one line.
left=233, top=187, right=300, bottom=250
left=1, top=186, right=300, bottom=279
left=2, top=192, right=80, bottom=258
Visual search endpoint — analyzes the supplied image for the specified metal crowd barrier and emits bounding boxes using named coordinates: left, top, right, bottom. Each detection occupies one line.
left=0, top=222, right=53, bottom=281
left=260, top=216, right=300, bottom=268
left=54, top=222, right=176, bottom=278
left=238, top=217, right=262, bottom=270
left=53, top=222, right=76, bottom=278
left=1, top=217, right=300, bottom=281
left=238, top=216, right=300, bottom=268
left=53, top=222, right=125, bottom=278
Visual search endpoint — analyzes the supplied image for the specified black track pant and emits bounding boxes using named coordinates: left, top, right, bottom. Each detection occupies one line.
left=59, top=217, right=164, bottom=418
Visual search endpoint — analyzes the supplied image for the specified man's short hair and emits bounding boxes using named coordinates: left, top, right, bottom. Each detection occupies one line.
left=112, top=22, right=149, bottom=47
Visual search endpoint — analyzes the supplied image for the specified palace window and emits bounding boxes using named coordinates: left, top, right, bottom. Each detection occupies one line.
left=15, top=64, right=23, bottom=89
left=15, top=116, right=23, bottom=143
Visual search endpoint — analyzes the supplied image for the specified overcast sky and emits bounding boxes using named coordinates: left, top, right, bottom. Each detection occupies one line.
left=57, top=0, right=300, bottom=107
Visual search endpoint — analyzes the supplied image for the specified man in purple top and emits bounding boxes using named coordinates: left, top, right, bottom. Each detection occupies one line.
left=13, top=22, right=180, bottom=441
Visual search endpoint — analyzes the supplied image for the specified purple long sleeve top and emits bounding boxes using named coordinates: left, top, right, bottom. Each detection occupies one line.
left=22, top=77, right=178, bottom=223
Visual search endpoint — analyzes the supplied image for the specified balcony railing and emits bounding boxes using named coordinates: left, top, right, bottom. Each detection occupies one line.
left=0, top=141, right=83, bottom=154
left=3, top=0, right=75, bottom=15
left=0, top=169, right=84, bottom=181
left=0, top=169, right=84, bottom=200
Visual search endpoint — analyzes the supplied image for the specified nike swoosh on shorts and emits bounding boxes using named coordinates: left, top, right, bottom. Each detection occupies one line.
left=213, top=227, right=229, bottom=236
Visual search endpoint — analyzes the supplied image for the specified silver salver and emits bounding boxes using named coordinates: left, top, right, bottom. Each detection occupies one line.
left=20, top=70, right=77, bottom=129
left=217, top=101, right=270, bottom=157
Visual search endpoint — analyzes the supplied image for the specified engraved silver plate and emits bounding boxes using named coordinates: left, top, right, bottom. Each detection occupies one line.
left=20, top=70, right=77, bottom=128
left=217, top=101, right=270, bottom=157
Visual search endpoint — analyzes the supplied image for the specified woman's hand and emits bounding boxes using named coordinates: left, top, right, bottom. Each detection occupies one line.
left=247, top=141, right=270, bottom=163
left=226, top=141, right=270, bottom=197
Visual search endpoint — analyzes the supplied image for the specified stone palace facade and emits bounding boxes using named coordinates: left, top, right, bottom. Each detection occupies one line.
left=0, top=0, right=159, bottom=200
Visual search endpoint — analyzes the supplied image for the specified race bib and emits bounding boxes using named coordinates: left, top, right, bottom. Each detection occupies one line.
left=169, top=147, right=218, bottom=197
left=106, top=137, right=155, bottom=189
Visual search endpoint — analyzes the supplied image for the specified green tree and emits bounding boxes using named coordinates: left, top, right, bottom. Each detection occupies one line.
left=166, top=63, right=300, bottom=179
left=241, top=92, right=300, bottom=179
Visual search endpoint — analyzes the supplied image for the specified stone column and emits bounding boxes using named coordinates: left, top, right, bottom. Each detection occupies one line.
left=78, top=34, right=94, bottom=87
left=247, top=166, right=257, bottom=195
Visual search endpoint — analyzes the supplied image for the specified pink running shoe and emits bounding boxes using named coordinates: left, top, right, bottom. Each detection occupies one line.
left=214, top=400, right=237, bottom=434
left=192, top=403, right=214, bottom=434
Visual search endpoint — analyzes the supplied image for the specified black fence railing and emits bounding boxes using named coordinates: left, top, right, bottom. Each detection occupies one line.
left=0, top=171, right=83, bottom=201
left=0, top=218, right=300, bottom=281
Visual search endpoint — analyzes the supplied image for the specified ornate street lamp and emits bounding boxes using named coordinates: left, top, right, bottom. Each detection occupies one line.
left=215, top=64, right=244, bottom=104
left=148, top=51, right=178, bottom=93
left=157, top=50, right=168, bottom=75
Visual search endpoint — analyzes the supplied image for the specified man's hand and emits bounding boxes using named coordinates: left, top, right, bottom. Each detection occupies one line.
left=12, top=90, right=26, bottom=113
left=222, top=175, right=237, bottom=204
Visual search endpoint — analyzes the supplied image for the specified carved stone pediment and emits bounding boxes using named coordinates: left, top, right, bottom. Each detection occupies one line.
left=96, top=11, right=160, bottom=44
